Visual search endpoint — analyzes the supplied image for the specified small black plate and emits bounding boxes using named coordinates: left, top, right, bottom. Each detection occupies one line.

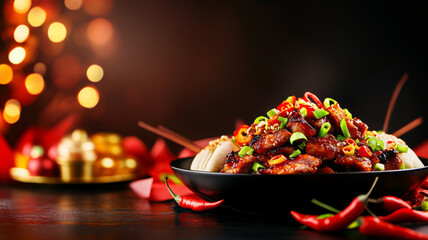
left=171, top=157, right=428, bottom=215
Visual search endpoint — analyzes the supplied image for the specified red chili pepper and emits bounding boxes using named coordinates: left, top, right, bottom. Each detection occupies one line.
left=304, top=92, right=325, bottom=109
left=358, top=145, right=372, bottom=157
left=290, top=194, right=368, bottom=232
left=380, top=208, right=428, bottom=223
left=359, top=216, right=428, bottom=240
left=296, top=98, right=317, bottom=118
left=277, top=99, right=295, bottom=117
left=233, top=125, right=251, bottom=146
left=369, top=196, right=412, bottom=212
left=165, top=177, right=224, bottom=211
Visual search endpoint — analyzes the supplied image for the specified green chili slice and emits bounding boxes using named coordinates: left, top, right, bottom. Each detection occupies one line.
left=396, top=144, right=409, bottom=153
left=238, top=146, right=254, bottom=157
left=290, top=132, right=307, bottom=145
left=252, top=162, right=265, bottom=172
left=323, top=97, right=338, bottom=108
left=374, top=163, right=385, bottom=171
left=267, top=108, right=279, bottom=118
left=254, top=116, right=267, bottom=124
left=289, top=149, right=301, bottom=158
left=318, top=122, right=331, bottom=137
left=344, top=108, right=352, bottom=119
left=313, top=109, right=329, bottom=119
left=340, top=119, right=351, bottom=138
left=299, top=107, right=307, bottom=117
left=278, top=116, right=288, bottom=130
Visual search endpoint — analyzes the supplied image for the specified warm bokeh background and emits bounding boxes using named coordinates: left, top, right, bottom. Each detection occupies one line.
left=2, top=0, right=428, bottom=152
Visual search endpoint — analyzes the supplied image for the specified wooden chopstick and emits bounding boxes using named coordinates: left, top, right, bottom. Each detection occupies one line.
left=383, top=73, right=408, bottom=132
left=137, top=121, right=202, bottom=153
left=392, top=117, right=423, bottom=138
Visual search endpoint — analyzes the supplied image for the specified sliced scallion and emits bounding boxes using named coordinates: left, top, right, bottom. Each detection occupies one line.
left=267, top=108, right=279, bottom=118
left=374, top=163, right=385, bottom=171
left=252, top=162, right=265, bottom=172
left=289, top=149, right=301, bottom=158
left=336, top=135, right=346, bottom=141
left=367, top=136, right=377, bottom=151
left=254, top=116, right=267, bottom=124
left=319, top=122, right=331, bottom=137
left=299, top=107, right=307, bottom=117
left=376, top=139, right=384, bottom=151
left=238, top=146, right=254, bottom=157
left=396, top=144, right=409, bottom=153
left=344, top=108, right=352, bottom=119
left=290, top=132, right=308, bottom=145
left=278, top=116, right=288, bottom=130
left=323, top=98, right=338, bottom=108
left=313, top=109, right=329, bottom=119
left=340, top=119, right=351, bottom=138
left=400, top=163, right=406, bottom=170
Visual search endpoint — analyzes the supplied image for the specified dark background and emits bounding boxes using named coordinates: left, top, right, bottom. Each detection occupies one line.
left=5, top=0, right=428, bottom=151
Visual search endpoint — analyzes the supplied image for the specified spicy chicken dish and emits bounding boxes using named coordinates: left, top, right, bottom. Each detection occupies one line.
left=190, top=92, right=424, bottom=174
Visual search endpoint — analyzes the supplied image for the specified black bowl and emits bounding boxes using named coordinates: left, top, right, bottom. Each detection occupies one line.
left=171, top=157, right=428, bottom=215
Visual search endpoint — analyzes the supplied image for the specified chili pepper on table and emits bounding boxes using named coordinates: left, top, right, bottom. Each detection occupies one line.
left=291, top=178, right=379, bottom=232
left=359, top=216, right=428, bottom=240
left=380, top=208, right=428, bottom=223
left=165, top=177, right=224, bottom=211
left=368, top=195, right=412, bottom=212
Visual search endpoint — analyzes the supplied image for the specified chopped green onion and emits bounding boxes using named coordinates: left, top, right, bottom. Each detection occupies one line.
left=238, top=146, right=254, bottom=157
left=298, top=141, right=306, bottom=150
left=323, top=98, right=338, bottom=108
left=344, top=108, right=352, bottom=119
left=376, top=139, right=384, bottom=151
left=356, top=139, right=360, bottom=143
left=318, top=122, right=331, bottom=137
left=254, top=116, right=267, bottom=124
left=336, top=135, right=346, bottom=141
left=289, top=149, right=301, bottom=158
left=299, top=107, right=307, bottom=117
left=285, top=96, right=294, bottom=102
left=290, top=132, right=308, bottom=145
left=340, top=119, right=351, bottom=138
left=267, top=108, right=279, bottom=118
left=367, top=136, right=378, bottom=151
left=278, top=116, right=288, bottom=130
left=400, top=163, right=406, bottom=170
left=313, top=109, right=329, bottom=119
left=252, top=162, right=265, bottom=172
left=374, top=163, right=385, bottom=171
left=396, top=144, right=409, bottom=153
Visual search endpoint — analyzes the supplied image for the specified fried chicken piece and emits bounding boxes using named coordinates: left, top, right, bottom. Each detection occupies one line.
left=377, top=149, right=402, bottom=170
left=286, top=111, right=317, bottom=137
left=334, top=155, right=373, bottom=171
left=305, top=137, right=346, bottom=160
left=326, top=103, right=367, bottom=141
left=259, top=154, right=322, bottom=175
left=249, top=129, right=292, bottom=154
left=221, top=152, right=257, bottom=174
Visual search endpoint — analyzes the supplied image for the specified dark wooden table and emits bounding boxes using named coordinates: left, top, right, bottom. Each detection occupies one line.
left=0, top=182, right=427, bottom=240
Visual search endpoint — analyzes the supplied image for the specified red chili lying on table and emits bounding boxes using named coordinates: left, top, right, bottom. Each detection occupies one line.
left=165, top=177, right=224, bottom=211
left=360, top=216, right=428, bottom=240
left=380, top=208, right=428, bottom=223
left=369, top=195, right=412, bottom=212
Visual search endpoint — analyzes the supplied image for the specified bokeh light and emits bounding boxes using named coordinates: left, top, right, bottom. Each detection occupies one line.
left=33, top=62, right=46, bottom=75
left=86, top=64, right=103, bottom=82
left=9, top=47, right=26, bottom=64
left=0, top=64, right=14, bottom=85
left=3, top=99, right=21, bottom=124
left=48, top=22, right=67, bottom=43
left=77, top=86, right=99, bottom=109
left=87, top=18, right=113, bottom=46
left=64, top=0, right=83, bottom=10
left=25, top=73, right=45, bottom=95
left=27, top=7, right=46, bottom=27
left=83, top=0, right=113, bottom=16
left=14, top=24, right=30, bottom=43
left=13, top=0, right=32, bottom=14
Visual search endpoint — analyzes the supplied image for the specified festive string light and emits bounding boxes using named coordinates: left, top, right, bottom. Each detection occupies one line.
left=64, top=0, right=83, bottom=10
left=3, top=99, right=21, bottom=124
left=25, top=73, right=45, bottom=95
left=14, top=24, right=30, bottom=43
left=27, top=7, right=46, bottom=27
left=77, top=86, right=99, bottom=109
left=33, top=62, right=46, bottom=75
left=48, top=22, right=67, bottom=43
left=0, top=64, right=14, bottom=85
left=87, top=18, right=113, bottom=46
left=13, top=0, right=32, bottom=14
left=9, top=47, right=26, bottom=64
left=86, top=64, right=104, bottom=82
